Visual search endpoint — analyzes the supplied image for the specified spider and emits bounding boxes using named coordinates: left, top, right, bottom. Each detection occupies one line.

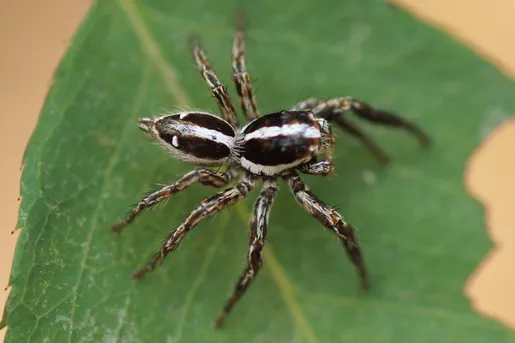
left=110, top=13, right=430, bottom=328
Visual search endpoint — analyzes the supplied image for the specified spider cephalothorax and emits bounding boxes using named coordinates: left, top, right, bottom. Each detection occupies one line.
left=111, top=13, right=430, bottom=328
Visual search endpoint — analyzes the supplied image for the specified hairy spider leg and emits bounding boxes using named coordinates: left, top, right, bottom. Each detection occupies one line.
left=190, top=37, right=240, bottom=127
left=283, top=171, right=369, bottom=290
left=292, top=97, right=320, bottom=112
left=214, top=179, right=278, bottom=328
left=232, top=10, right=260, bottom=122
left=299, top=160, right=334, bottom=175
left=293, top=97, right=431, bottom=165
left=110, top=167, right=239, bottom=233
left=132, top=176, right=256, bottom=279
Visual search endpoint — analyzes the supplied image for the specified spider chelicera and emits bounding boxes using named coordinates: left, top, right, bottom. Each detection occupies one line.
left=111, top=13, right=430, bottom=328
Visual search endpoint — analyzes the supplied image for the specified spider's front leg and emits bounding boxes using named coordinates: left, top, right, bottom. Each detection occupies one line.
left=283, top=171, right=369, bottom=290
left=131, top=175, right=256, bottom=279
left=293, top=97, right=431, bottom=165
left=110, top=167, right=239, bottom=233
left=299, top=158, right=334, bottom=176
left=232, top=10, right=260, bottom=122
left=299, top=116, right=336, bottom=176
left=214, top=179, right=278, bottom=328
left=190, top=37, right=239, bottom=127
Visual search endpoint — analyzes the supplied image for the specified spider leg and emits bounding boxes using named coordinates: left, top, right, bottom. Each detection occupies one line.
left=291, top=97, right=321, bottom=111
left=283, top=171, right=369, bottom=290
left=313, top=97, right=431, bottom=148
left=232, top=10, right=260, bottom=122
left=190, top=37, right=239, bottom=127
left=110, top=168, right=239, bottom=233
left=132, top=175, right=256, bottom=279
left=299, top=160, right=334, bottom=175
left=214, top=179, right=278, bottom=328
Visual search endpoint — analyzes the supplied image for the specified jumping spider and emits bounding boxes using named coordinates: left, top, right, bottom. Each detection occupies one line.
left=111, top=13, right=430, bottom=328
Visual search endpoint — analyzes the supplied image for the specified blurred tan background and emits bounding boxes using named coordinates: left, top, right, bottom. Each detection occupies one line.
left=0, top=0, right=514, bottom=340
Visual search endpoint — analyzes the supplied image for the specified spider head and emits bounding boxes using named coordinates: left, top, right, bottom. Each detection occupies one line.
left=137, top=112, right=236, bottom=166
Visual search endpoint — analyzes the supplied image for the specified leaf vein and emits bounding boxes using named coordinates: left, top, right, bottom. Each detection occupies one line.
left=119, top=0, right=191, bottom=107
left=235, top=203, right=321, bottom=343
left=174, top=213, right=230, bottom=342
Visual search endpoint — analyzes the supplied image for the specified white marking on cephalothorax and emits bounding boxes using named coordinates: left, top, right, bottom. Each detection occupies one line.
left=179, top=112, right=189, bottom=119
left=244, top=124, right=321, bottom=141
left=171, top=136, right=179, bottom=147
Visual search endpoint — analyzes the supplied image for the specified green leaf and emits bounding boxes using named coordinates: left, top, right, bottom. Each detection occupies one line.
left=3, top=0, right=515, bottom=342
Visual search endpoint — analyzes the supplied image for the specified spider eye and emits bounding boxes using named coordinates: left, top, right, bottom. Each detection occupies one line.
left=150, top=112, right=235, bottom=166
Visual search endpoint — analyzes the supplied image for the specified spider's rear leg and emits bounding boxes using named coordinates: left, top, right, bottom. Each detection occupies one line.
left=214, top=179, right=278, bottom=328
left=283, top=171, right=369, bottom=290
left=232, top=10, right=260, bottom=122
left=131, top=175, right=255, bottom=279
left=110, top=167, right=239, bottom=233
left=190, top=37, right=239, bottom=127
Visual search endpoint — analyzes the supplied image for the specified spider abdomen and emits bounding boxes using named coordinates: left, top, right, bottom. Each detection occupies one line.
left=240, top=111, right=322, bottom=176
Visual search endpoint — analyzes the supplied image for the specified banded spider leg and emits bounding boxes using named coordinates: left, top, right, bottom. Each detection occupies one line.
left=232, top=10, right=260, bottom=121
left=283, top=171, right=369, bottom=290
left=214, top=179, right=278, bottom=328
left=110, top=167, right=239, bottom=232
left=190, top=36, right=240, bottom=127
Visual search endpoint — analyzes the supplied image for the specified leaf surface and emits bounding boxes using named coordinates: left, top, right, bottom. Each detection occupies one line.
left=3, top=1, right=515, bottom=342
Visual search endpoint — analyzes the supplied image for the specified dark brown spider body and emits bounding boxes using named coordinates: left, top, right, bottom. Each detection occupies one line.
left=240, top=110, right=331, bottom=176
left=111, top=12, right=430, bottom=329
